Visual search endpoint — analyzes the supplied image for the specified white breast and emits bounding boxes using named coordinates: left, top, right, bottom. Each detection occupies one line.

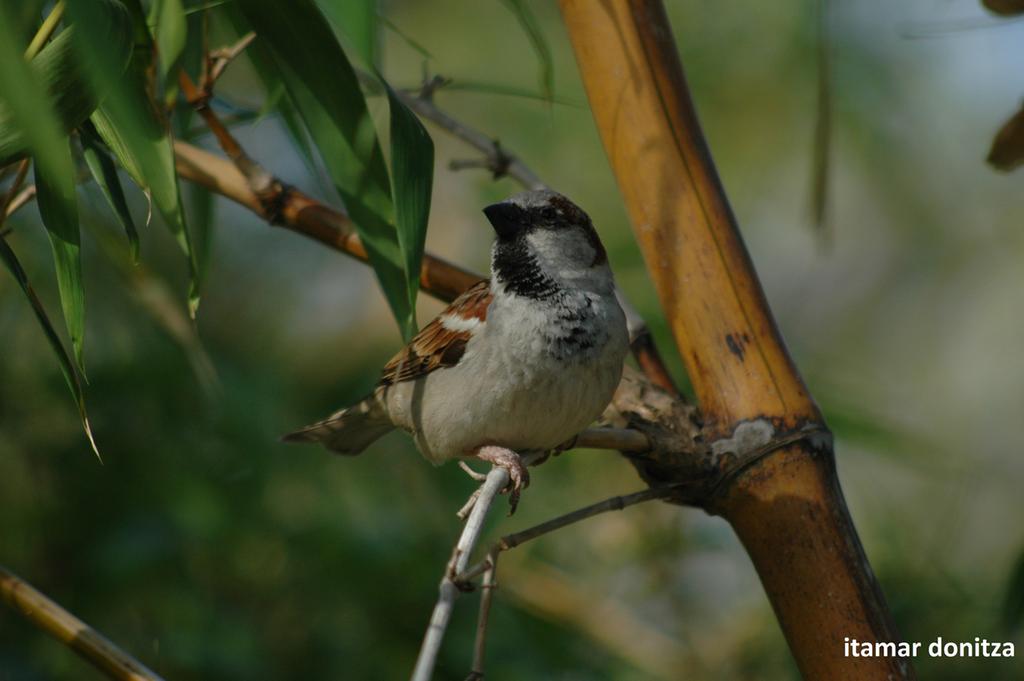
left=382, top=288, right=629, bottom=463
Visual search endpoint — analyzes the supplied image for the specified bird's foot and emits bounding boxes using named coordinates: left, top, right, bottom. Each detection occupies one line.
left=472, top=446, right=530, bottom=515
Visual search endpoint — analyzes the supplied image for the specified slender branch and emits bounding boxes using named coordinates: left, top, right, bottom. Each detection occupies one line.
left=396, top=82, right=546, bottom=190
left=466, top=547, right=499, bottom=681
left=456, top=486, right=483, bottom=520
left=0, top=565, right=164, bottom=681
left=205, top=31, right=256, bottom=88
left=505, top=484, right=684, bottom=549
left=179, top=70, right=275, bottom=196
left=458, top=461, right=489, bottom=482
left=614, top=289, right=678, bottom=394
left=455, top=484, right=684, bottom=586
left=412, top=449, right=551, bottom=681
left=410, top=467, right=509, bottom=681
left=5, top=184, right=37, bottom=220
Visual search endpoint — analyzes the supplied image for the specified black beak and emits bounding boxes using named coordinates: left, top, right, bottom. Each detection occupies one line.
left=483, top=202, right=521, bottom=239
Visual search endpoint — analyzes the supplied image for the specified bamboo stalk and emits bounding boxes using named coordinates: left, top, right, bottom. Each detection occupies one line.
left=559, top=1, right=913, bottom=679
left=0, top=566, right=164, bottom=681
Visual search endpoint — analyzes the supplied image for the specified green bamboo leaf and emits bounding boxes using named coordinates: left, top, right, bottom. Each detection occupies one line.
left=174, top=7, right=206, bottom=136
left=150, top=0, right=187, bottom=105
left=238, top=0, right=411, bottom=338
left=499, top=0, right=554, bottom=103
left=0, top=4, right=132, bottom=167
left=221, top=14, right=323, bottom=187
left=257, top=77, right=320, bottom=181
left=187, top=183, right=215, bottom=282
left=0, top=234, right=98, bottom=459
left=5, top=0, right=49, bottom=45
left=0, top=5, right=76, bottom=180
left=316, top=0, right=378, bottom=67
left=34, top=139, right=87, bottom=374
left=69, top=0, right=200, bottom=314
left=384, top=80, right=433, bottom=335
left=81, top=121, right=140, bottom=262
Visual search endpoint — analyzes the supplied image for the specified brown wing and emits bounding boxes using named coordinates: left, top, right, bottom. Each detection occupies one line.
left=379, top=280, right=492, bottom=386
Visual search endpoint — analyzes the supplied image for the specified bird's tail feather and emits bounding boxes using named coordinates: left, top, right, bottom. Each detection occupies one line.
left=281, top=396, right=393, bottom=456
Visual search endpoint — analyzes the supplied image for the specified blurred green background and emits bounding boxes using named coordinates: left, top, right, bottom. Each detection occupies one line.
left=2, top=0, right=1023, bottom=679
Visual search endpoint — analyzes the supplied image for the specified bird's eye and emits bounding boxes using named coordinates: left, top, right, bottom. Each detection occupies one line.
left=540, top=207, right=559, bottom=222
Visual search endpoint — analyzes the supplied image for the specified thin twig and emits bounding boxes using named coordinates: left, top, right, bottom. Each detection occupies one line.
left=456, top=487, right=484, bottom=520
left=179, top=70, right=275, bottom=196
left=459, top=460, right=488, bottom=482
left=205, top=31, right=256, bottom=88
left=4, top=185, right=37, bottom=223
left=454, top=484, right=684, bottom=587
left=413, top=449, right=550, bottom=681
left=397, top=81, right=546, bottom=190
left=614, top=289, right=678, bottom=394
left=0, top=565, right=165, bottom=681
left=466, top=547, right=500, bottom=681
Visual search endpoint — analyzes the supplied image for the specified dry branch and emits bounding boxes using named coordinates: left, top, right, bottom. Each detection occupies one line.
left=173, top=140, right=480, bottom=303
left=0, top=565, right=164, bottom=681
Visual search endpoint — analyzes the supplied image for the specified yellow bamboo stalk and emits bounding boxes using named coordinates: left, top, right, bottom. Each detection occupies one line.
left=559, top=1, right=913, bottom=679
left=0, top=565, right=164, bottom=681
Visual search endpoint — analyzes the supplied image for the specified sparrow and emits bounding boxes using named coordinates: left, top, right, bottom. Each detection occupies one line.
left=283, top=189, right=629, bottom=511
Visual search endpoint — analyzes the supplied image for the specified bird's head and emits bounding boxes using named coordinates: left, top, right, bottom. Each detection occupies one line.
left=483, top=190, right=610, bottom=299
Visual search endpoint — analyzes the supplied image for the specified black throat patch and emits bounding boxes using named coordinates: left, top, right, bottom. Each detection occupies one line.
left=492, top=236, right=562, bottom=300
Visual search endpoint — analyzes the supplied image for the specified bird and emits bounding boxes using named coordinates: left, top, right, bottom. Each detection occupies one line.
left=282, top=189, right=629, bottom=512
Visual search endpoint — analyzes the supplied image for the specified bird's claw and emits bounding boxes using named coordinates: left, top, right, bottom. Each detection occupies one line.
left=472, top=446, right=530, bottom=515
left=503, top=460, right=530, bottom=516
